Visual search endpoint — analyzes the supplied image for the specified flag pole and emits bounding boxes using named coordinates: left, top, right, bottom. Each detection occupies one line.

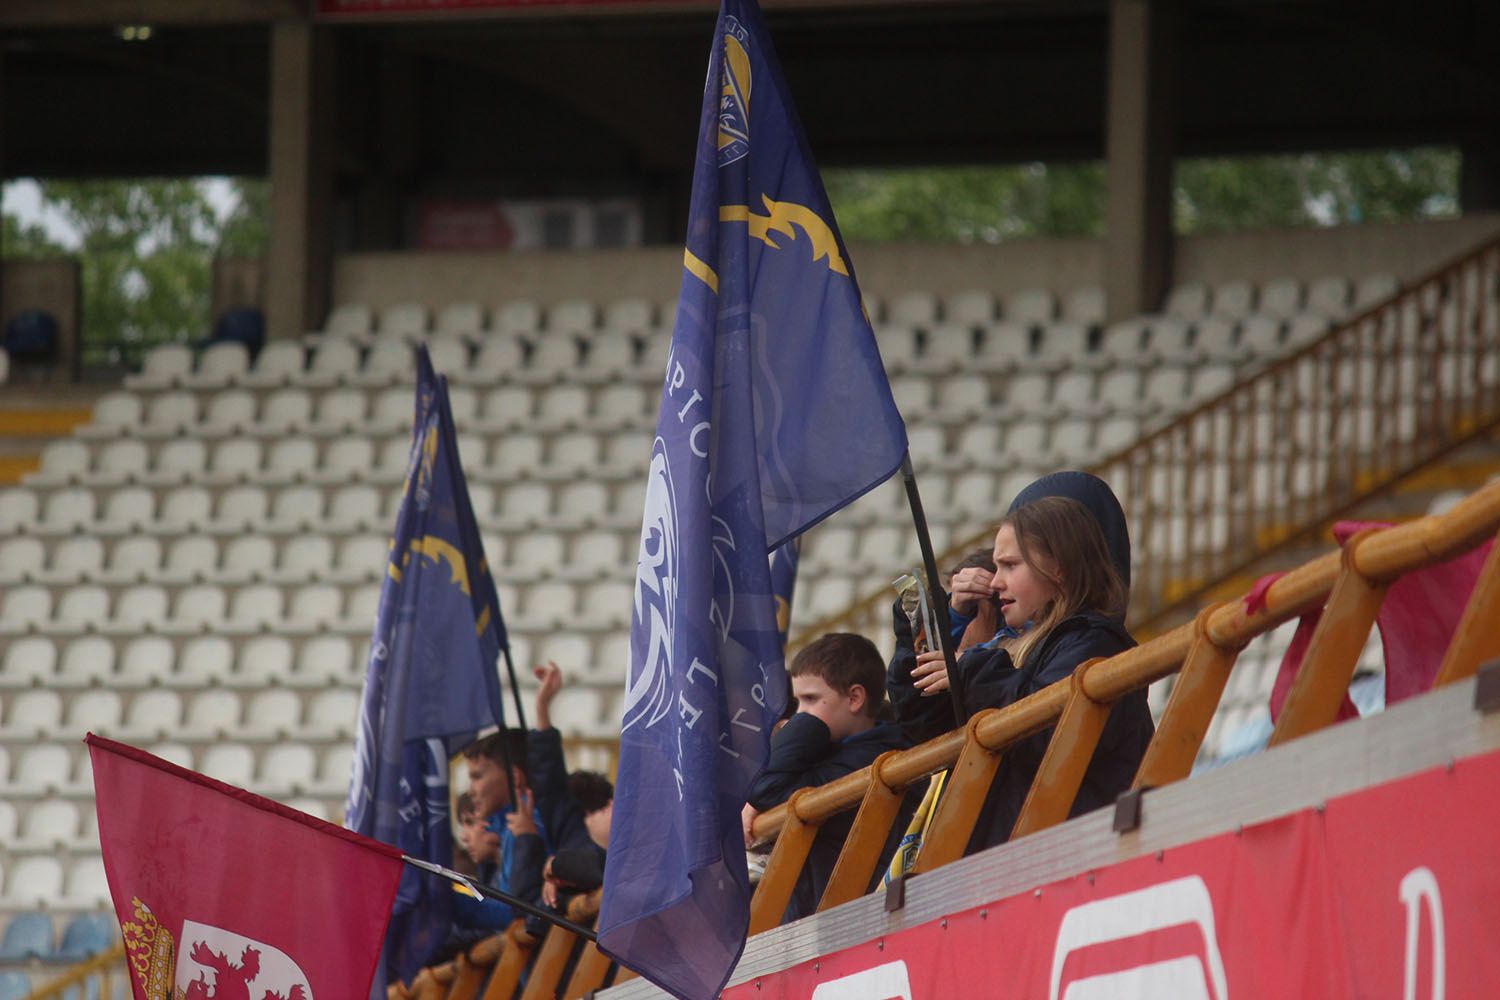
left=898, top=452, right=967, bottom=726
left=500, top=644, right=528, bottom=731
left=400, top=856, right=599, bottom=942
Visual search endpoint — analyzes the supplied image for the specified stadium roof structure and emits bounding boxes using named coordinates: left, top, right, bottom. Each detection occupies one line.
left=2, top=0, right=1499, bottom=331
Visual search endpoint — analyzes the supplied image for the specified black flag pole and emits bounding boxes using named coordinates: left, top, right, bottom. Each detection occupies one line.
left=898, top=452, right=967, bottom=727
left=500, top=644, right=528, bottom=731
left=401, top=855, right=598, bottom=942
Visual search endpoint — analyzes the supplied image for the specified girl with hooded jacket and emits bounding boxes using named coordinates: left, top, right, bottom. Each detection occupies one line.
left=887, top=473, right=1154, bottom=855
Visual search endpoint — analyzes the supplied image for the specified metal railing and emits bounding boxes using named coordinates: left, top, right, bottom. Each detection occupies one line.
left=403, top=476, right=1500, bottom=998
left=23, top=943, right=128, bottom=1000
left=794, top=235, right=1500, bottom=643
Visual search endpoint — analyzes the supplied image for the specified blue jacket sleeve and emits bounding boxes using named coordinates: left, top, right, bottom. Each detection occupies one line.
left=451, top=888, right=512, bottom=930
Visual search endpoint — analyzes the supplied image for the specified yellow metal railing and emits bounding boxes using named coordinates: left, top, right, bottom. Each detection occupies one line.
left=409, top=476, right=1500, bottom=996
left=23, top=943, right=127, bottom=1000
left=794, top=235, right=1500, bottom=643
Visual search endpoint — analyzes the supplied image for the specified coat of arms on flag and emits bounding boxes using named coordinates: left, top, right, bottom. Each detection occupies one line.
left=88, top=734, right=403, bottom=1000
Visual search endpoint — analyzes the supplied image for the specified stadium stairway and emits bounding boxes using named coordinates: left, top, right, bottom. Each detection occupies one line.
left=0, top=387, right=100, bottom=486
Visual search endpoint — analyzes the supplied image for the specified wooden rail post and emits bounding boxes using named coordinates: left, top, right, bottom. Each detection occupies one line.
left=1433, top=527, right=1500, bottom=686
left=445, top=953, right=488, bottom=1000
left=1269, top=528, right=1389, bottom=746
left=748, top=787, right=821, bottom=935
left=911, top=709, right=1004, bottom=874
left=817, top=750, right=909, bottom=912
left=1132, top=604, right=1240, bottom=789
left=479, top=923, right=535, bottom=1000
left=1011, top=659, right=1114, bottom=839
left=561, top=942, right=614, bottom=999
left=518, top=926, right=579, bottom=1000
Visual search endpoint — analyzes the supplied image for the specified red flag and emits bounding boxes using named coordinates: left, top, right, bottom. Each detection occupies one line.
left=87, top=734, right=405, bottom=1000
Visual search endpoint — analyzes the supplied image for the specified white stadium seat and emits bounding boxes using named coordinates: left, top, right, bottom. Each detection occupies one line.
left=326, top=303, right=375, bottom=338
left=1, top=637, right=57, bottom=688
left=191, top=341, right=251, bottom=388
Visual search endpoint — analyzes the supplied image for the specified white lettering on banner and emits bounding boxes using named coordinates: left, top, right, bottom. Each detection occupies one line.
left=1400, top=867, right=1445, bottom=1000
left=690, top=422, right=712, bottom=458
left=810, top=960, right=912, bottom=1000
left=1049, top=875, right=1229, bottom=1000
left=676, top=388, right=704, bottom=422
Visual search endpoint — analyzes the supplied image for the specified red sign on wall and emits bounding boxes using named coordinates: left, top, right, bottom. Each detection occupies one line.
left=728, top=748, right=1500, bottom=999
left=318, top=0, right=688, bottom=13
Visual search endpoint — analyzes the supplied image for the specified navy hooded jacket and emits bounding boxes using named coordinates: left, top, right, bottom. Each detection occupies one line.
left=747, top=712, right=918, bottom=921
left=886, top=471, right=1154, bottom=853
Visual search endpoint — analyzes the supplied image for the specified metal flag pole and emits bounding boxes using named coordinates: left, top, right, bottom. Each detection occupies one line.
left=400, top=855, right=599, bottom=942
left=898, top=451, right=967, bottom=726
left=495, top=645, right=524, bottom=809
left=500, top=644, right=528, bottom=732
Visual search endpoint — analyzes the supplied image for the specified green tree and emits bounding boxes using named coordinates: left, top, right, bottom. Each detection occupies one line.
left=825, top=163, right=1105, bottom=244
left=1, top=178, right=269, bottom=367
left=2, top=213, right=66, bottom=258
left=824, top=148, right=1459, bottom=244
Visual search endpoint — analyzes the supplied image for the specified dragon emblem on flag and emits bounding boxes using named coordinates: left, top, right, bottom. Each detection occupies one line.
left=625, top=439, right=680, bottom=733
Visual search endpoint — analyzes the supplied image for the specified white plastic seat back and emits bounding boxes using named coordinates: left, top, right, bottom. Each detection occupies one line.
left=3, top=637, right=57, bottom=685
left=90, top=391, right=144, bottom=432
left=97, top=439, right=150, bottom=481
left=59, top=634, right=117, bottom=684
left=196, top=346, right=249, bottom=389
left=55, top=585, right=109, bottom=627
left=326, top=303, right=374, bottom=337
left=145, top=390, right=199, bottom=430
left=115, top=585, right=169, bottom=629
left=0, top=488, right=40, bottom=532
left=379, top=302, right=427, bottom=338
left=436, top=302, right=486, bottom=334
left=1005, top=288, right=1058, bottom=325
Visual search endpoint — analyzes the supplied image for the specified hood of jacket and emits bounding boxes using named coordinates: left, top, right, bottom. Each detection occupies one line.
left=1007, top=470, right=1132, bottom=597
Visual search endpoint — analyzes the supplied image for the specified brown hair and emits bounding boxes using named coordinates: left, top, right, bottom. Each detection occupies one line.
left=997, top=496, right=1126, bottom=668
left=461, top=729, right=530, bottom=779
left=455, top=791, right=477, bottom=822
left=789, top=632, right=886, bottom=719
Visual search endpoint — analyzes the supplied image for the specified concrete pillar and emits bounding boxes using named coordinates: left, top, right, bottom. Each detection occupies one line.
left=266, top=20, right=335, bottom=340
left=1103, top=0, right=1180, bottom=323
left=1460, top=136, right=1500, bottom=214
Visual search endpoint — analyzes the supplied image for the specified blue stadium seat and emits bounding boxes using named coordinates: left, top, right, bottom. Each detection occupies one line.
left=0, top=911, right=51, bottom=959
left=56, top=912, right=118, bottom=960
left=0, top=972, right=32, bottom=1000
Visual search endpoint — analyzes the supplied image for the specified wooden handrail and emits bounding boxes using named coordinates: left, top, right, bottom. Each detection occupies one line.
left=752, top=477, right=1500, bottom=839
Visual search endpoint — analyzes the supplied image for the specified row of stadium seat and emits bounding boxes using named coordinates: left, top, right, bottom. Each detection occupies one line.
left=98, top=361, right=1255, bottom=444
left=0, top=911, right=115, bottom=962
left=0, top=480, right=648, bottom=534
left=0, top=578, right=632, bottom=636
left=308, top=274, right=1390, bottom=343
left=0, top=529, right=634, bottom=587
left=86, top=382, right=656, bottom=440
left=0, top=686, right=361, bottom=743
left=0, top=630, right=617, bottom=695
left=0, top=855, right=108, bottom=911
left=126, top=305, right=1347, bottom=393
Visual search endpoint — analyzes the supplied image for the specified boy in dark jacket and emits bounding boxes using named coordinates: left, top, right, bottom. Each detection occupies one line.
left=745, top=633, right=915, bottom=922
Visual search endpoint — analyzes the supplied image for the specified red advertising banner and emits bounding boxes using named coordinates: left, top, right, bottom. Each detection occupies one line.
left=318, top=0, right=688, bottom=14
left=728, top=748, right=1500, bottom=999
left=88, top=735, right=405, bottom=1000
